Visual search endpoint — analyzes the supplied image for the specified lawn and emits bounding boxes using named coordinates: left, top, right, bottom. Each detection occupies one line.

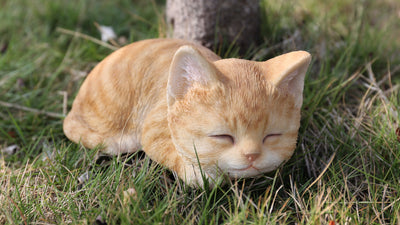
left=1, top=0, right=399, bottom=224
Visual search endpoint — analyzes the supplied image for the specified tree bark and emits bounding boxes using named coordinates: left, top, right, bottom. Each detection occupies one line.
left=166, top=0, right=260, bottom=50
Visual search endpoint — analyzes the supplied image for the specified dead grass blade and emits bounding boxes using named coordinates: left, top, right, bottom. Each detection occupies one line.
left=57, top=27, right=119, bottom=51
left=0, top=100, right=64, bottom=118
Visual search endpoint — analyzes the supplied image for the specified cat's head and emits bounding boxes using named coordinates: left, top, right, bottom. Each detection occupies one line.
left=167, top=46, right=311, bottom=180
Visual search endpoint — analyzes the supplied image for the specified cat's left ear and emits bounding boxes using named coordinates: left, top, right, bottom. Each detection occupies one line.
left=262, top=51, right=311, bottom=107
left=168, top=45, right=218, bottom=106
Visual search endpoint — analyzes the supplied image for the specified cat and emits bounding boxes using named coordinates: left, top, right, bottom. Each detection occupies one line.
left=63, top=38, right=311, bottom=187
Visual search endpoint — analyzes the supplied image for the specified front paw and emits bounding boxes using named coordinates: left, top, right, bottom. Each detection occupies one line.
left=176, top=163, right=206, bottom=187
left=178, top=164, right=224, bottom=188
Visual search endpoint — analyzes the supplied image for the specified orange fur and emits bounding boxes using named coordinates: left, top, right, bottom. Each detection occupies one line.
left=63, top=38, right=311, bottom=186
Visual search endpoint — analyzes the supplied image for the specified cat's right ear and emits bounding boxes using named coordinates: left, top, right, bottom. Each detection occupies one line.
left=168, top=46, right=218, bottom=106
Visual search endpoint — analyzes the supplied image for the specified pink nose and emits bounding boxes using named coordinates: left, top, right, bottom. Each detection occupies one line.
left=245, top=153, right=260, bottom=162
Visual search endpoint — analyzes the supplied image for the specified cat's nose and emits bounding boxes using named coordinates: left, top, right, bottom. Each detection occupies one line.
left=245, top=153, right=260, bottom=162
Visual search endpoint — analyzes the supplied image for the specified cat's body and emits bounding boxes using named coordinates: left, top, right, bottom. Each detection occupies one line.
left=64, top=38, right=311, bottom=186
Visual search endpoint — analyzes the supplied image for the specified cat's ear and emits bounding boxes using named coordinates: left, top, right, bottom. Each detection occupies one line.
left=262, top=51, right=311, bottom=106
left=168, top=45, right=218, bottom=105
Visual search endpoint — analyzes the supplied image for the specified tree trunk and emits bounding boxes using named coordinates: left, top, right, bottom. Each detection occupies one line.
left=166, top=0, right=260, bottom=50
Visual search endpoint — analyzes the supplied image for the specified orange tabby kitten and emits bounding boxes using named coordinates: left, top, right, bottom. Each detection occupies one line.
left=63, top=38, right=311, bottom=186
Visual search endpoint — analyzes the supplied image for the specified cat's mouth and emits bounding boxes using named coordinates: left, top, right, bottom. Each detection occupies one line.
left=226, top=164, right=264, bottom=178
left=234, top=164, right=261, bottom=172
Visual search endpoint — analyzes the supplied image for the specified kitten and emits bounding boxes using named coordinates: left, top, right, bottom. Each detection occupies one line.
left=63, top=38, right=311, bottom=186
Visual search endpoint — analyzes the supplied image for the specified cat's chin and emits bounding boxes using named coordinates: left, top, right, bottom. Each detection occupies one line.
left=225, top=165, right=277, bottom=178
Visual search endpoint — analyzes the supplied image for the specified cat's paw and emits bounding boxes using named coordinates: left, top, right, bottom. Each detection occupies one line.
left=175, top=163, right=209, bottom=188
left=179, top=164, right=225, bottom=188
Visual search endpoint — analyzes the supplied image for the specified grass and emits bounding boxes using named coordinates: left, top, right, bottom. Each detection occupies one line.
left=1, top=0, right=399, bottom=224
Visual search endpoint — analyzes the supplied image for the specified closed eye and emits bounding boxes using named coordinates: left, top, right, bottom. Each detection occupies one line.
left=209, top=134, right=235, bottom=144
left=263, top=133, right=282, bottom=143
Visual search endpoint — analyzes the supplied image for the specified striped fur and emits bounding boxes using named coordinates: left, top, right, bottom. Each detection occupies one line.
left=63, top=38, right=311, bottom=186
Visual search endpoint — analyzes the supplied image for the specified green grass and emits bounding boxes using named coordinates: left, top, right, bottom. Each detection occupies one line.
left=1, top=0, right=399, bottom=224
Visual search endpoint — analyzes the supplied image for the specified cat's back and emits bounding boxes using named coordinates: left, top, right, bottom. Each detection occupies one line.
left=75, top=38, right=219, bottom=107
left=63, top=38, right=219, bottom=152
